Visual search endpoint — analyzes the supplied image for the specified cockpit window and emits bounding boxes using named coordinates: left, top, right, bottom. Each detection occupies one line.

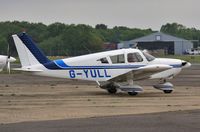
left=97, top=57, right=109, bottom=64
left=142, top=52, right=155, bottom=62
left=110, top=54, right=125, bottom=64
left=127, top=53, right=143, bottom=63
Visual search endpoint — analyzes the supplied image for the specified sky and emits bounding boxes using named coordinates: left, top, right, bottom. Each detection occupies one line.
left=0, top=0, right=199, bottom=30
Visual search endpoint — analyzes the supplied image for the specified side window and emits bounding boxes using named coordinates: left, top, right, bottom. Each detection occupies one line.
left=110, top=54, right=125, bottom=64
left=97, top=57, right=109, bottom=64
left=128, top=53, right=143, bottom=63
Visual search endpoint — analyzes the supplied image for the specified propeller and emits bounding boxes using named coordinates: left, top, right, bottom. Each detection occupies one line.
left=5, top=56, right=16, bottom=74
left=6, top=42, right=11, bottom=74
left=5, top=41, right=16, bottom=74
left=7, top=57, right=11, bottom=74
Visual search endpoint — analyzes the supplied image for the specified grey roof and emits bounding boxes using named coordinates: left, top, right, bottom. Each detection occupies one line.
left=130, top=32, right=190, bottom=43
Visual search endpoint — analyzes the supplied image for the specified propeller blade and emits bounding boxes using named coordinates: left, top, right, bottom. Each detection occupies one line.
left=6, top=42, right=11, bottom=74
left=7, top=60, right=10, bottom=74
left=7, top=42, right=10, bottom=57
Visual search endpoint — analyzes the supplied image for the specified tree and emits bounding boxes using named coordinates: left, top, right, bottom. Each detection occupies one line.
left=161, top=23, right=200, bottom=46
left=0, top=21, right=156, bottom=56
left=95, top=24, right=107, bottom=30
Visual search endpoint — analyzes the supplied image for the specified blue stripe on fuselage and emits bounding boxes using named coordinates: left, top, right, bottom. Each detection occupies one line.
left=170, top=64, right=182, bottom=68
left=43, top=60, right=182, bottom=70
left=54, top=59, right=69, bottom=68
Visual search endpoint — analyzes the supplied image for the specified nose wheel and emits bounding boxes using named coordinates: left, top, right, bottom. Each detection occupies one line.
left=128, top=91, right=138, bottom=96
left=154, top=82, right=174, bottom=94
left=163, top=90, right=173, bottom=94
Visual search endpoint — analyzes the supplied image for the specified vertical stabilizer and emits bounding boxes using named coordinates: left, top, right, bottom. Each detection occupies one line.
left=12, top=33, right=50, bottom=67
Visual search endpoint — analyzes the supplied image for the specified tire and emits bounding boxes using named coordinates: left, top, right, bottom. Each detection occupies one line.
left=107, top=88, right=117, bottom=94
left=128, top=92, right=138, bottom=96
left=163, top=90, right=173, bottom=94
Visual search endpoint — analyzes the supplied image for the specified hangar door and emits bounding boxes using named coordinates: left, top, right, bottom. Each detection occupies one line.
left=137, top=42, right=174, bottom=55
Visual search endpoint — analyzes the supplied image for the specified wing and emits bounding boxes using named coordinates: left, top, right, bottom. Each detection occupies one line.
left=109, top=64, right=172, bottom=82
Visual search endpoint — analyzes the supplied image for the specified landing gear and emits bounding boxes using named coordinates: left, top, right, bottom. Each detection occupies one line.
left=128, top=91, right=138, bottom=96
left=99, top=81, right=143, bottom=96
left=163, top=90, right=173, bottom=94
left=153, top=82, right=174, bottom=94
left=107, top=88, right=117, bottom=94
left=99, top=82, right=118, bottom=94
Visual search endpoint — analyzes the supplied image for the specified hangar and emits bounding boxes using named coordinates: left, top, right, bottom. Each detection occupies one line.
left=118, top=32, right=193, bottom=55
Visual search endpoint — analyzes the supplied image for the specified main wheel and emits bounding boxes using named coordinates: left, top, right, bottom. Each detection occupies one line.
left=128, top=91, right=138, bottom=96
left=163, top=90, right=173, bottom=94
left=107, top=88, right=117, bottom=94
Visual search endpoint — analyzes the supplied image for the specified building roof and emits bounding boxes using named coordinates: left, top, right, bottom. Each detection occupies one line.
left=129, top=32, right=191, bottom=43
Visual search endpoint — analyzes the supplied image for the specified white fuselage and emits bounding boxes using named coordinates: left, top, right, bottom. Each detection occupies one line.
left=28, top=49, right=188, bottom=82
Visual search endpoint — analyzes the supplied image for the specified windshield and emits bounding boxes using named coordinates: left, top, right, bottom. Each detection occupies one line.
left=142, top=52, right=155, bottom=62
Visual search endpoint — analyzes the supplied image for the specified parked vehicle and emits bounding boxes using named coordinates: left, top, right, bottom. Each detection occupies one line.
left=185, top=48, right=200, bottom=55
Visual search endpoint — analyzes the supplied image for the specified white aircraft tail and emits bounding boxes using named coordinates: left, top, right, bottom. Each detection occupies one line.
left=12, top=33, right=51, bottom=67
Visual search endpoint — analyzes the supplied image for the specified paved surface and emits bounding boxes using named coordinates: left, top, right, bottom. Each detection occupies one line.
left=0, top=110, right=200, bottom=132
left=0, top=64, right=199, bottom=131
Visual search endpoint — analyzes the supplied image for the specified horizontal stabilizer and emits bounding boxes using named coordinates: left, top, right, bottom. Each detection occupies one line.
left=12, top=68, right=43, bottom=72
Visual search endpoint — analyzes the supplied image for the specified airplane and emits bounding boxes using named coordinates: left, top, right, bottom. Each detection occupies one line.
left=12, top=32, right=191, bottom=96
left=0, top=55, right=16, bottom=72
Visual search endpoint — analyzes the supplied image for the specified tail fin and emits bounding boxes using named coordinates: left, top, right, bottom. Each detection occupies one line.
left=12, top=33, right=50, bottom=67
